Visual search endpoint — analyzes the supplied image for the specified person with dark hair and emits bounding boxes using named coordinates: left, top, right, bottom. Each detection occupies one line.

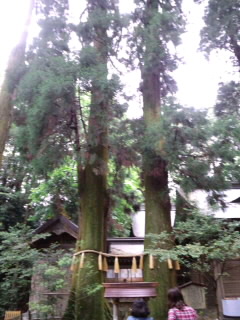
left=167, top=287, right=198, bottom=320
left=127, top=299, right=154, bottom=320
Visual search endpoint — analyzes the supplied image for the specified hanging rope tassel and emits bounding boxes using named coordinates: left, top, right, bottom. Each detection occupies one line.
left=131, top=256, right=137, bottom=273
left=168, top=258, right=173, bottom=269
left=79, top=252, right=85, bottom=269
left=139, top=255, right=144, bottom=270
left=114, top=257, right=120, bottom=273
left=70, top=255, right=76, bottom=271
left=149, top=254, right=154, bottom=269
left=103, top=256, right=108, bottom=272
left=175, top=260, right=181, bottom=270
left=98, top=254, right=103, bottom=271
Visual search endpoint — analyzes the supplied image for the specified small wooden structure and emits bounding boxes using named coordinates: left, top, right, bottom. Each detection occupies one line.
left=179, top=282, right=206, bottom=310
left=215, top=259, right=240, bottom=318
left=104, top=282, right=158, bottom=320
left=30, top=215, right=78, bottom=320
left=33, top=215, right=78, bottom=249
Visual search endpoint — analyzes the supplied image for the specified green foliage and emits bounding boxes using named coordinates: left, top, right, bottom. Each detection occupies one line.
left=30, top=246, right=72, bottom=319
left=200, top=0, right=240, bottom=67
left=29, top=158, right=79, bottom=224
left=109, top=164, right=143, bottom=236
left=214, top=81, right=240, bottom=117
left=0, top=132, right=35, bottom=230
left=14, top=0, right=77, bottom=174
left=107, top=116, right=144, bottom=236
left=128, top=0, right=185, bottom=95
left=139, top=99, right=240, bottom=193
left=147, top=210, right=240, bottom=275
left=0, top=224, right=72, bottom=317
left=0, top=222, right=72, bottom=319
left=0, top=225, right=43, bottom=317
left=15, top=55, right=77, bottom=174
left=109, top=118, right=143, bottom=167
left=0, top=186, right=27, bottom=230
left=76, top=0, right=126, bottom=103
left=34, top=0, right=71, bottom=56
left=76, top=0, right=125, bottom=53
left=79, top=268, right=103, bottom=297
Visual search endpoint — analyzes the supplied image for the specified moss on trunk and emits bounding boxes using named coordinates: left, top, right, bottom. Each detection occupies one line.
left=63, top=108, right=108, bottom=320
left=141, top=2, right=176, bottom=319
left=63, top=2, right=109, bottom=319
left=63, top=100, right=108, bottom=320
left=143, top=161, right=176, bottom=320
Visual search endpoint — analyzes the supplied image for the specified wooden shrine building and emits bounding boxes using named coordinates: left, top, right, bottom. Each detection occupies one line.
left=29, top=214, right=159, bottom=320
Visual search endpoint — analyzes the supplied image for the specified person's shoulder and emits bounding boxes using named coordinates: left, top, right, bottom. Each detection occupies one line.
left=184, top=306, right=197, bottom=313
left=185, top=306, right=196, bottom=311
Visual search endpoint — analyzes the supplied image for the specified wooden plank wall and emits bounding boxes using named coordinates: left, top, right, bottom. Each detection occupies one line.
left=222, top=259, right=240, bottom=297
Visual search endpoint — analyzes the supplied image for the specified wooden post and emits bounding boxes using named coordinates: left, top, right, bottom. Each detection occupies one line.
left=112, top=300, right=118, bottom=320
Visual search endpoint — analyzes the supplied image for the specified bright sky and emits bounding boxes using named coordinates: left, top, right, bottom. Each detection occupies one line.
left=174, top=0, right=236, bottom=110
left=0, top=0, right=32, bottom=81
left=0, top=0, right=236, bottom=113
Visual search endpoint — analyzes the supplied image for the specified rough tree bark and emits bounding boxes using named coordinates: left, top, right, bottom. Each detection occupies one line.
left=141, top=1, right=176, bottom=319
left=0, top=0, right=34, bottom=167
left=63, top=1, right=109, bottom=319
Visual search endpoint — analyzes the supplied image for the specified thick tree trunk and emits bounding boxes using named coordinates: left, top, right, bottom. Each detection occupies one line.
left=63, top=1, right=109, bottom=319
left=143, top=159, right=175, bottom=320
left=141, top=2, right=176, bottom=320
left=0, top=0, right=34, bottom=167
left=142, top=72, right=175, bottom=320
left=142, top=71, right=175, bottom=320
left=75, top=91, right=108, bottom=319
left=63, top=159, right=108, bottom=320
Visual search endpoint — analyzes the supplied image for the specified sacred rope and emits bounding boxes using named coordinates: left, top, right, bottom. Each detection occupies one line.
left=71, top=249, right=180, bottom=273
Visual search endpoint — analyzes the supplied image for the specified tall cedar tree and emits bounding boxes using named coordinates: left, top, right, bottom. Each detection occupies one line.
left=13, top=0, right=120, bottom=318
left=0, top=0, right=34, bottom=167
left=131, top=1, right=184, bottom=319
left=63, top=1, right=122, bottom=319
left=9, top=0, right=78, bottom=227
left=14, top=0, right=75, bottom=175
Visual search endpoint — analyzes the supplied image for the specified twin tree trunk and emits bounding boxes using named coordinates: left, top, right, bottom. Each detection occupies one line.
left=65, top=0, right=175, bottom=319
left=141, top=1, right=176, bottom=320
left=0, top=0, right=34, bottom=168
left=63, top=1, right=109, bottom=320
